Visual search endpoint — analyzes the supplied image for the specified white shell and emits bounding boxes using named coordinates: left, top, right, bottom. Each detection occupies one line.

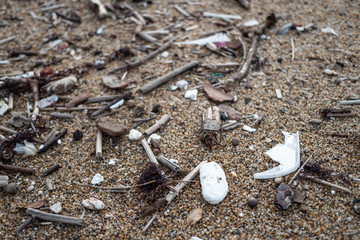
left=82, top=198, right=105, bottom=210
left=128, top=129, right=142, bottom=140
left=91, top=173, right=104, bottom=185
left=50, top=202, right=62, bottom=214
left=200, top=162, right=228, bottom=204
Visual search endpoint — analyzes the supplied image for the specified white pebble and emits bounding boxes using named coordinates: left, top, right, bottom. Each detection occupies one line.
left=347, top=217, right=352, bottom=221
left=176, top=80, right=188, bottom=90
left=184, top=89, right=198, bottom=100
left=26, top=186, right=34, bottom=192
left=243, top=125, right=256, bottom=133
left=110, top=99, right=124, bottom=109
left=331, top=190, right=335, bottom=195
left=243, top=19, right=259, bottom=27
left=82, top=198, right=105, bottom=210
left=91, top=173, right=104, bottom=185
left=200, top=162, right=228, bottom=204
left=147, top=134, right=161, bottom=144
left=128, top=129, right=142, bottom=140
left=38, top=190, right=43, bottom=195
left=0, top=103, right=8, bottom=116
left=108, top=158, right=117, bottom=165
left=57, top=139, right=61, bottom=144
left=161, top=51, right=169, bottom=58
left=274, top=177, right=283, bottom=184
left=50, top=202, right=62, bottom=214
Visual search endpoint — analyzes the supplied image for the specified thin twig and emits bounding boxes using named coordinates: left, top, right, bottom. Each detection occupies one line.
left=38, top=129, right=67, bottom=153
left=291, top=37, right=295, bottom=61
left=96, top=129, right=102, bottom=157
left=288, top=153, right=314, bottom=185
left=26, top=208, right=83, bottom=226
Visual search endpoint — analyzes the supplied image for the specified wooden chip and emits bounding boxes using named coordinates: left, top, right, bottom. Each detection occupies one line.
left=187, top=208, right=203, bottom=225
left=203, top=83, right=233, bottom=102
left=219, top=104, right=242, bottom=120
left=24, top=200, right=47, bottom=209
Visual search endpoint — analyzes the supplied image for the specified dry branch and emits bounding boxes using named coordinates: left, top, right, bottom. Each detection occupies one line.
left=26, top=208, right=84, bottom=226
left=38, top=129, right=67, bottom=154
left=144, top=114, right=170, bottom=135
left=140, top=61, right=198, bottom=94
left=0, top=163, right=35, bottom=174
left=91, top=91, right=132, bottom=118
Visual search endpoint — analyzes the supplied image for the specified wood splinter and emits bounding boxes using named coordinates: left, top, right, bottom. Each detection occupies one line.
left=200, top=106, right=221, bottom=147
left=144, top=114, right=170, bottom=135
left=26, top=208, right=84, bottom=226
left=96, top=129, right=103, bottom=157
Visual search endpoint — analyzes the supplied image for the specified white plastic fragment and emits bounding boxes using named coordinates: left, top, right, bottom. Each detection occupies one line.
left=203, top=12, right=242, bottom=20
left=13, top=140, right=37, bottom=157
left=176, top=80, right=189, bottom=90
left=38, top=95, right=58, bottom=108
left=50, top=202, right=62, bottom=214
left=254, top=131, right=300, bottom=179
left=184, top=89, right=198, bottom=100
left=128, top=129, right=142, bottom=140
left=161, top=51, right=169, bottom=58
left=96, top=25, right=105, bottom=35
left=0, top=103, right=9, bottom=116
left=0, top=60, right=10, bottom=65
left=147, top=134, right=161, bottom=144
left=275, top=89, right=282, bottom=99
left=175, top=33, right=230, bottom=46
left=200, top=162, right=228, bottom=204
left=243, top=19, right=259, bottom=27
left=91, top=173, right=104, bottom=185
left=82, top=198, right=105, bottom=210
left=321, top=27, right=338, bottom=36
left=110, top=99, right=124, bottom=109
left=243, top=125, right=256, bottom=132
left=108, top=158, right=117, bottom=165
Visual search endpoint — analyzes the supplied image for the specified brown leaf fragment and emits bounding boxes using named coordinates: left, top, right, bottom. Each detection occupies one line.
left=24, top=200, right=47, bottom=209
left=187, top=208, right=202, bottom=225
left=97, top=116, right=127, bottom=136
left=292, top=189, right=305, bottom=204
left=66, top=93, right=92, bottom=108
left=102, top=75, right=129, bottom=89
left=226, top=40, right=243, bottom=51
left=219, top=104, right=242, bottom=121
left=274, top=183, right=294, bottom=210
left=203, top=83, right=233, bottom=103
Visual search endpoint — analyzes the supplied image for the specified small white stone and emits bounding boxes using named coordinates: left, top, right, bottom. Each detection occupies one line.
left=274, top=177, right=283, bottom=184
left=347, top=217, right=352, bottom=221
left=184, top=89, right=198, bottom=100
left=176, top=80, right=188, bottom=90
left=57, top=139, right=61, bottom=144
left=189, top=237, right=203, bottom=240
left=50, top=202, right=62, bottom=214
left=108, top=158, right=117, bottom=165
left=91, top=173, right=104, bottom=185
left=249, top=145, right=255, bottom=151
left=200, top=162, right=228, bottom=204
left=243, top=19, right=259, bottom=27
left=128, top=129, right=142, bottom=140
left=324, top=69, right=338, bottom=76
left=26, top=186, right=34, bottom=192
left=147, top=134, right=161, bottom=144
left=275, top=89, right=282, bottom=99
left=331, top=190, right=335, bottom=195
left=161, top=51, right=169, bottom=58
left=0, top=103, right=8, bottom=116
left=96, top=26, right=105, bottom=35
left=38, top=190, right=43, bottom=195
left=265, top=138, right=272, bottom=143
left=82, top=198, right=105, bottom=210
left=321, top=27, right=338, bottom=36
left=243, top=125, right=256, bottom=132
left=239, top=213, right=244, bottom=217
left=110, top=99, right=124, bottom=109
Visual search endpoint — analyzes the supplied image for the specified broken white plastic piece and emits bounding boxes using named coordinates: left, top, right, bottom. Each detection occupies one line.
left=254, top=131, right=300, bottom=179
left=243, top=125, right=256, bottom=132
left=243, top=19, right=259, bottom=27
left=321, top=27, right=338, bottom=36
left=275, top=89, right=282, bottom=99
left=175, top=33, right=230, bottom=46
left=184, top=89, right=198, bottom=100
left=13, top=140, right=37, bottom=157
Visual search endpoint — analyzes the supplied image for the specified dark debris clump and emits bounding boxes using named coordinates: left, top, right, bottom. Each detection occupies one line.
left=138, top=162, right=166, bottom=193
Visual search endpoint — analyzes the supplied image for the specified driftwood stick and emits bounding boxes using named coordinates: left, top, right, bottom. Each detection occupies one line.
left=304, top=176, right=352, bottom=194
left=42, top=106, right=101, bottom=111
left=288, top=153, right=314, bottom=185
left=0, top=125, right=17, bottom=134
left=29, top=79, right=39, bottom=121
left=141, top=139, right=160, bottom=165
left=156, top=155, right=181, bottom=171
left=26, top=208, right=84, bottom=226
left=140, top=61, right=199, bottom=94
left=50, top=112, right=75, bottom=118
left=108, top=38, right=176, bottom=74
left=221, top=121, right=241, bottom=131
left=8, top=93, right=14, bottom=109
left=174, top=5, right=190, bottom=17
left=143, top=161, right=207, bottom=232
left=96, top=129, right=103, bottom=157
left=137, top=32, right=161, bottom=46
left=340, top=100, right=360, bottom=105
left=41, top=164, right=61, bottom=178
left=16, top=217, right=33, bottom=233
left=38, top=129, right=67, bottom=153
left=91, top=91, right=132, bottom=118
left=166, top=161, right=207, bottom=203
left=233, top=14, right=276, bottom=81
left=142, top=214, right=157, bottom=232
left=87, top=95, right=118, bottom=103
left=123, top=2, right=146, bottom=25
left=144, top=114, right=170, bottom=135
left=0, top=163, right=35, bottom=174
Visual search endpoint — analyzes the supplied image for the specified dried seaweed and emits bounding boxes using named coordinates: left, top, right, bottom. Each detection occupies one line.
left=138, top=162, right=166, bottom=193
left=302, top=162, right=332, bottom=180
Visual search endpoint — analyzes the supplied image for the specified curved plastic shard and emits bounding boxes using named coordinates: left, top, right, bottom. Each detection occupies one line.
left=254, top=131, right=300, bottom=179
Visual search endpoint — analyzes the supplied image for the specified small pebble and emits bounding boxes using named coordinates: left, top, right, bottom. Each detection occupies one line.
left=161, top=51, right=169, bottom=58
left=245, top=82, right=253, bottom=89
left=247, top=197, right=258, bottom=208
left=82, top=198, right=105, bottom=210
left=73, top=130, right=83, bottom=141
left=38, top=190, right=43, bottom=195
left=50, top=202, right=62, bottom=214
left=347, top=217, right=352, bottom=221
left=274, top=177, right=283, bottom=184
left=5, top=183, right=18, bottom=194
left=309, top=119, right=322, bottom=125
left=92, top=173, right=104, bottom=185
left=232, top=137, right=240, bottom=146
left=331, top=190, right=335, bottom=195
left=126, top=100, right=136, bottom=108
left=299, top=204, right=309, bottom=212
left=26, top=185, right=34, bottom=192
left=128, top=129, right=142, bottom=140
